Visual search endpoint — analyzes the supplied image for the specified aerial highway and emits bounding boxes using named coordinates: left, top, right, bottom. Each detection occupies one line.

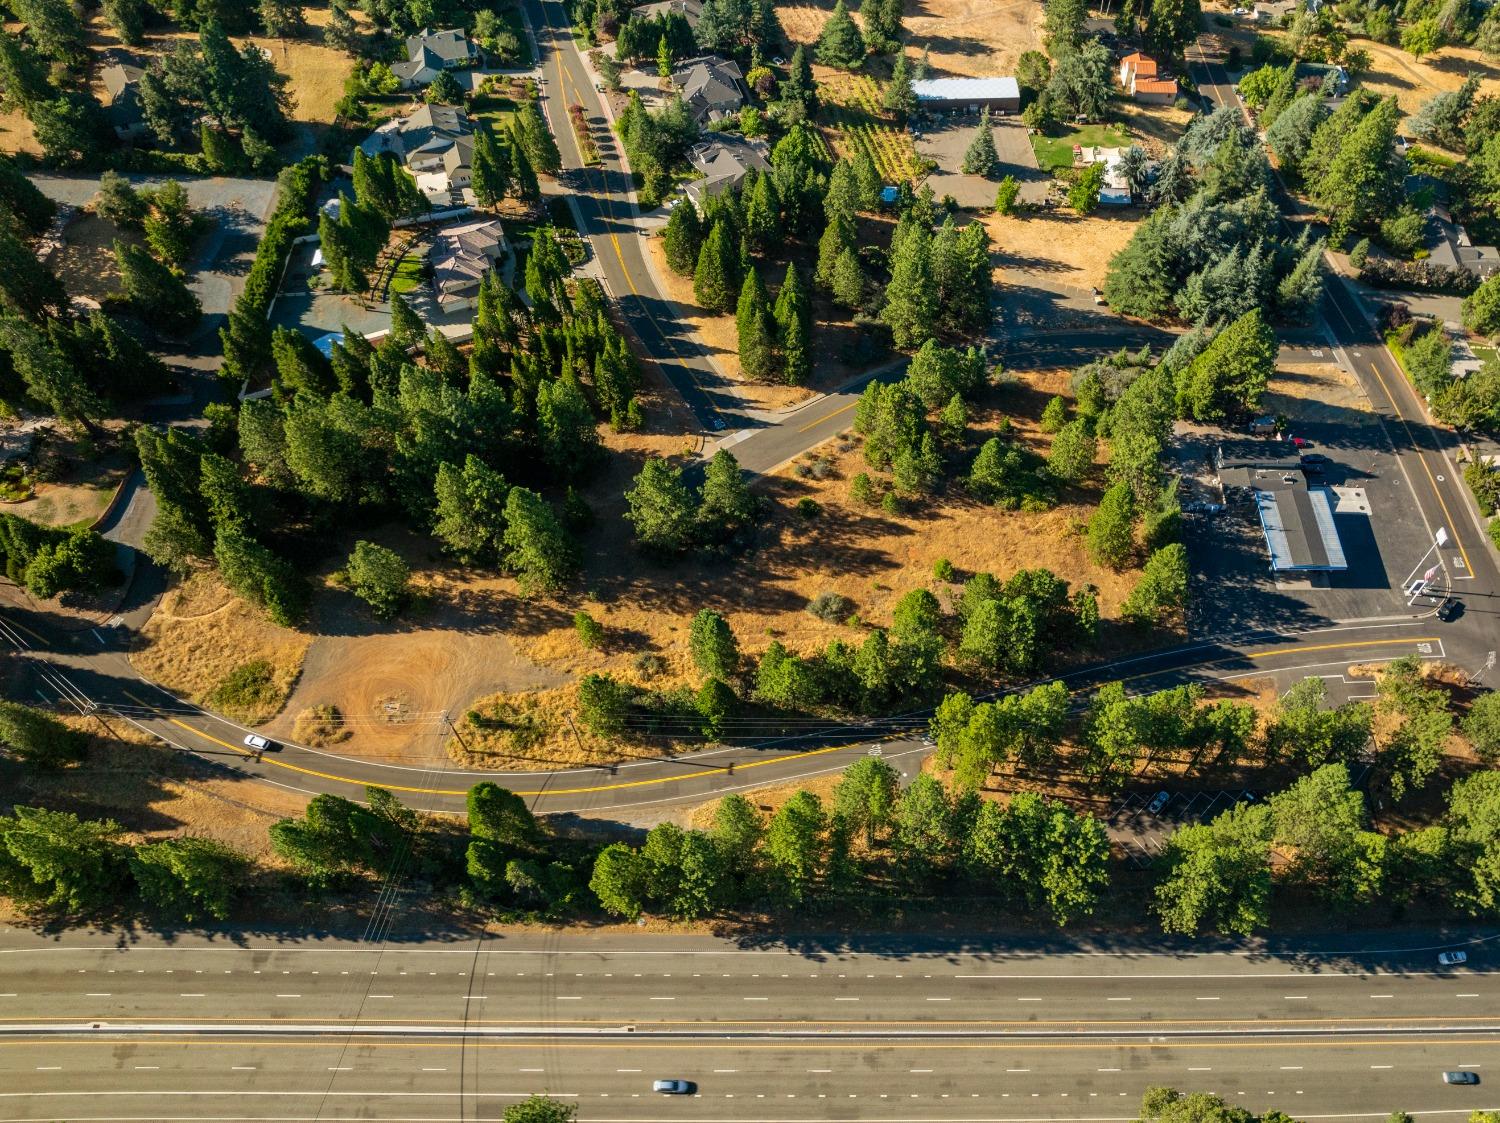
left=0, top=929, right=1493, bottom=1120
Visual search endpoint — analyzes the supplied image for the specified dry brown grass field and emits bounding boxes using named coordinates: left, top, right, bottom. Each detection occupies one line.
left=986, top=209, right=1141, bottom=295
left=132, top=571, right=311, bottom=725
left=777, top=0, right=1043, bottom=79
left=1353, top=40, right=1500, bottom=130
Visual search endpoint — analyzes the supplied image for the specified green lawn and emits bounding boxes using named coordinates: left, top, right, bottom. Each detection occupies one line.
left=1474, top=345, right=1499, bottom=367
left=1031, top=124, right=1132, bottom=173
left=390, top=254, right=426, bottom=294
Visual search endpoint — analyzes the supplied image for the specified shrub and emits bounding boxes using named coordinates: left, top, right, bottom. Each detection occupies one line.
left=1348, top=237, right=1371, bottom=269
left=1359, top=257, right=1480, bottom=296
left=850, top=472, right=876, bottom=505
left=574, top=610, right=604, bottom=649
left=634, top=652, right=667, bottom=678
left=807, top=591, right=853, bottom=622
left=932, top=557, right=955, bottom=582
left=1465, top=462, right=1500, bottom=517
left=209, top=661, right=279, bottom=715
left=292, top=704, right=351, bottom=746
left=796, top=497, right=821, bottom=518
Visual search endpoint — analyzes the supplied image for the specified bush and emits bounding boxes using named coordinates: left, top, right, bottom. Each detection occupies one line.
left=1348, top=238, right=1370, bottom=269
left=932, top=557, right=955, bottom=582
left=807, top=591, right=853, bottom=622
left=850, top=472, right=876, bottom=505
left=574, top=610, right=604, bottom=649
left=796, top=497, right=821, bottom=519
left=1359, top=257, right=1480, bottom=296
left=1465, top=462, right=1500, bottom=517
left=209, top=661, right=279, bottom=714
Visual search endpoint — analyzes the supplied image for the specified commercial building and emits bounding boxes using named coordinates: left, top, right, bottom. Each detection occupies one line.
left=910, top=77, right=1021, bottom=113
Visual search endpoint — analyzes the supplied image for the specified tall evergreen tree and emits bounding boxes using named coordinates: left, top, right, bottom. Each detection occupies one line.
left=881, top=219, right=936, bottom=348
left=693, top=219, right=739, bottom=312
left=816, top=0, right=866, bottom=68
left=735, top=267, right=777, bottom=379
left=661, top=201, right=704, bottom=275
left=961, top=108, right=999, bottom=175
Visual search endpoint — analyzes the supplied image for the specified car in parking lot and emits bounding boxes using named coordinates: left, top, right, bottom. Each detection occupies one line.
left=1147, top=791, right=1171, bottom=814
left=653, top=1079, right=695, bottom=1094
left=1438, top=950, right=1468, bottom=966
left=1443, top=1071, right=1479, bottom=1085
left=1436, top=597, right=1461, bottom=622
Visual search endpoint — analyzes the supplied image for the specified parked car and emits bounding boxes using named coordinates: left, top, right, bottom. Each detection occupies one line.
left=653, top=1079, right=695, bottom=1094
left=1289, top=436, right=1310, bottom=449
left=1443, top=1071, right=1480, bottom=1085
left=1436, top=598, right=1461, bottom=623
left=1300, top=453, right=1331, bottom=467
left=1438, top=950, right=1469, bottom=966
left=1148, top=791, right=1171, bottom=814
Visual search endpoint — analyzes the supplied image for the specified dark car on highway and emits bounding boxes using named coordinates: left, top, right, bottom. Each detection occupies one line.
left=1443, top=1071, right=1480, bottom=1085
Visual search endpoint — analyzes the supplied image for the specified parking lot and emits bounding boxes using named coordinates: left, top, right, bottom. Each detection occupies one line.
left=1107, top=787, right=1266, bottom=868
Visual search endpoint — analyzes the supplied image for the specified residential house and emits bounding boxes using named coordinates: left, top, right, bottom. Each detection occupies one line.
left=1427, top=205, right=1500, bottom=279
left=359, top=104, right=475, bottom=203
left=683, top=134, right=771, bottom=213
left=392, top=27, right=481, bottom=89
left=430, top=218, right=507, bottom=309
left=101, top=64, right=148, bottom=142
left=1119, top=52, right=1178, bottom=103
left=670, top=55, right=747, bottom=124
left=910, top=77, right=1021, bottom=113
left=1077, top=145, right=1133, bottom=205
left=1254, top=0, right=1298, bottom=22
left=630, top=0, right=704, bottom=25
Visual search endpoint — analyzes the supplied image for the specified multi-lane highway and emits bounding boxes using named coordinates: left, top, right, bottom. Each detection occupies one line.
left=0, top=929, right=1494, bottom=1120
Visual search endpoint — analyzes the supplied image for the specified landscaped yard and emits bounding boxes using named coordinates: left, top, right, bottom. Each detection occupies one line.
left=389, top=253, right=426, bottom=294
left=1031, top=123, right=1132, bottom=173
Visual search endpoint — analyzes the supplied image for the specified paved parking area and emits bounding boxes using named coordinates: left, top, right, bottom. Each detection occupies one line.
left=917, top=118, right=1048, bottom=208
left=1107, top=788, right=1266, bottom=868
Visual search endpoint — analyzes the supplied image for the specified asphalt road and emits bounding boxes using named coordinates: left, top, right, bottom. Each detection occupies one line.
left=0, top=930, right=1495, bottom=1121
left=1191, top=52, right=1500, bottom=632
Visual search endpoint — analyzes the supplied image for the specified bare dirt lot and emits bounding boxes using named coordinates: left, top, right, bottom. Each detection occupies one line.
left=45, top=211, right=144, bottom=304
left=984, top=209, right=1141, bottom=296
left=778, top=0, right=1043, bottom=79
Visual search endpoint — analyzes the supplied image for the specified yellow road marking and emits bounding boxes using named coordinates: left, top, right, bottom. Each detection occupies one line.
left=797, top=399, right=859, bottom=433
left=146, top=634, right=1436, bottom=799
left=164, top=717, right=851, bottom=799
left=1245, top=637, right=1438, bottom=659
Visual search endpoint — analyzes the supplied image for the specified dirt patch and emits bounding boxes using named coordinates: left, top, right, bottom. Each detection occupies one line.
left=45, top=212, right=144, bottom=305
left=1117, top=100, right=1197, bottom=156
left=985, top=209, right=1141, bottom=295
left=778, top=0, right=1043, bottom=79
left=1351, top=39, right=1500, bottom=129
left=686, top=769, right=846, bottom=830
left=132, top=571, right=310, bottom=725
left=1262, top=356, right=1374, bottom=426
left=0, top=105, right=41, bottom=158
left=4, top=431, right=132, bottom=528
left=291, top=703, right=352, bottom=746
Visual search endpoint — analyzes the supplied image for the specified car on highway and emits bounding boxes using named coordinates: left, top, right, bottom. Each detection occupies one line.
left=1147, top=791, right=1171, bottom=814
left=243, top=733, right=279, bottom=753
left=1438, top=950, right=1468, bottom=966
left=653, top=1079, right=695, bottom=1094
left=1443, top=1071, right=1480, bottom=1085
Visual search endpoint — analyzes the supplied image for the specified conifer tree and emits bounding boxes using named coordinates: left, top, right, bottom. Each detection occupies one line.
left=816, top=0, right=866, bottom=68
left=699, top=448, right=756, bottom=539
left=815, top=215, right=854, bottom=290
left=852, top=147, right=882, bottom=207
left=735, top=267, right=777, bottom=379
left=831, top=246, right=866, bottom=309
left=961, top=109, right=999, bottom=176
left=471, top=127, right=510, bottom=207
left=693, top=219, right=739, bottom=312
left=625, top=456, right=698, bottom=555
left=516, top=100, right=562, bottom=174
left=662, top=201, right=704, bottom=275
left=881, top=219, right=936, bottom=348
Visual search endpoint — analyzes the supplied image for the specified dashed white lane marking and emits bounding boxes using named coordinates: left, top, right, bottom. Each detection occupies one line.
left=179, top=993, right=205, bottom=997
left=1285, top=995, right=1308, bottom=999
left=519, top=1068, right=544, bottom=1073
left=712, top=1069, right=736, bottom=1074
left=1371, top=994, right=1394, bottom=998
left=1196, top=996, right=1221, bottom=1001
left=649, top=996, right=674, bottom=1001
left=422, top=1068, right=447, bottom=1073
left=1457, top=993, right=1479, bottom=997
left=1107, top=996, right=1132, bottom=1001
left=276, top=994, right=301, bottom=998
left=1371, top=1065, right=1393, bottom=1069
left=743, top=996, right=768, bottom=1001
left=327, top=1067, right=351, bottom=1072
left=834, top=997, right=859, bottom=1001
left=926, top=997, right=951, bottom=1001
left=370, top=994, right=394, bottom=999
left=231, top=1066, right=256, bottom=1071
left=1189, top=1067, right=1213, bottom=1072
left=84, top=993, right=110, bottom=997
left=556, top=996, right=582, bottom=1000
left=1099, top=1068, right=1121, bottom=1072
left=808, top=1069, right=832, bottom=1073
left=1281, top=1066, right=1304, bottom=1070
left=35, top=1066, right=60, bottom=1071
left=617, top=1069, right=641, bottom=1073
left=133, top=1066, right=159, bottom=1071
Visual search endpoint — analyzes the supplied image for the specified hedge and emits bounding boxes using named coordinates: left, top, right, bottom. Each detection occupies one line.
left=1359, top=257, right=1480, bottom=296
left=219, top=156, right=328, bottom=383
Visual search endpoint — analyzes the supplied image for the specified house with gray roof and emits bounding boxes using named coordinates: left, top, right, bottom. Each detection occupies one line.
left=1427, top=206, right=1500, bottom=279
left=670, top=55, right=746, bottom=124
left=683, top=134, right=770, bottom=212
left=631, top=0, right=703, bottom=24
left=392, top=27, right=481, bottom=89
left=359, top=104, right=475, bottom=202
left=101, top=64, right=148, bottom=141
left=430, top=218, right=507, bottom=308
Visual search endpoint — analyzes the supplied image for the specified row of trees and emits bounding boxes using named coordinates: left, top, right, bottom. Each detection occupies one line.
left=590, top=761, right=1110, bottom=924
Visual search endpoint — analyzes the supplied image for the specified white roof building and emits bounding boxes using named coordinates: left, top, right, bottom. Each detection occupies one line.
left=910, top=77, right=1020, bottom=111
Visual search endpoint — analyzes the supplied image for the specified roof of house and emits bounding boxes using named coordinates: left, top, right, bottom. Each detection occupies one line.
left=671, top=55, right=746, bottom=120
left=361, top=103, right=473, bottom=163
left=1427, top=207, right=1500, bottom=276
left=406, top=27, right=476, bottom=64
left=631, top=0, right=704, bottom=23
left=1121, top=52, right=1159, bottom=77
left=101, top=63, right=145, bottom=103
left=910, top=76, right=1021, bottom=102
left=1134, top=78, right=1179, bottom=94
left=431, top=218, right=506, bottom=300
left=684, top=134, right=771, bottom=206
